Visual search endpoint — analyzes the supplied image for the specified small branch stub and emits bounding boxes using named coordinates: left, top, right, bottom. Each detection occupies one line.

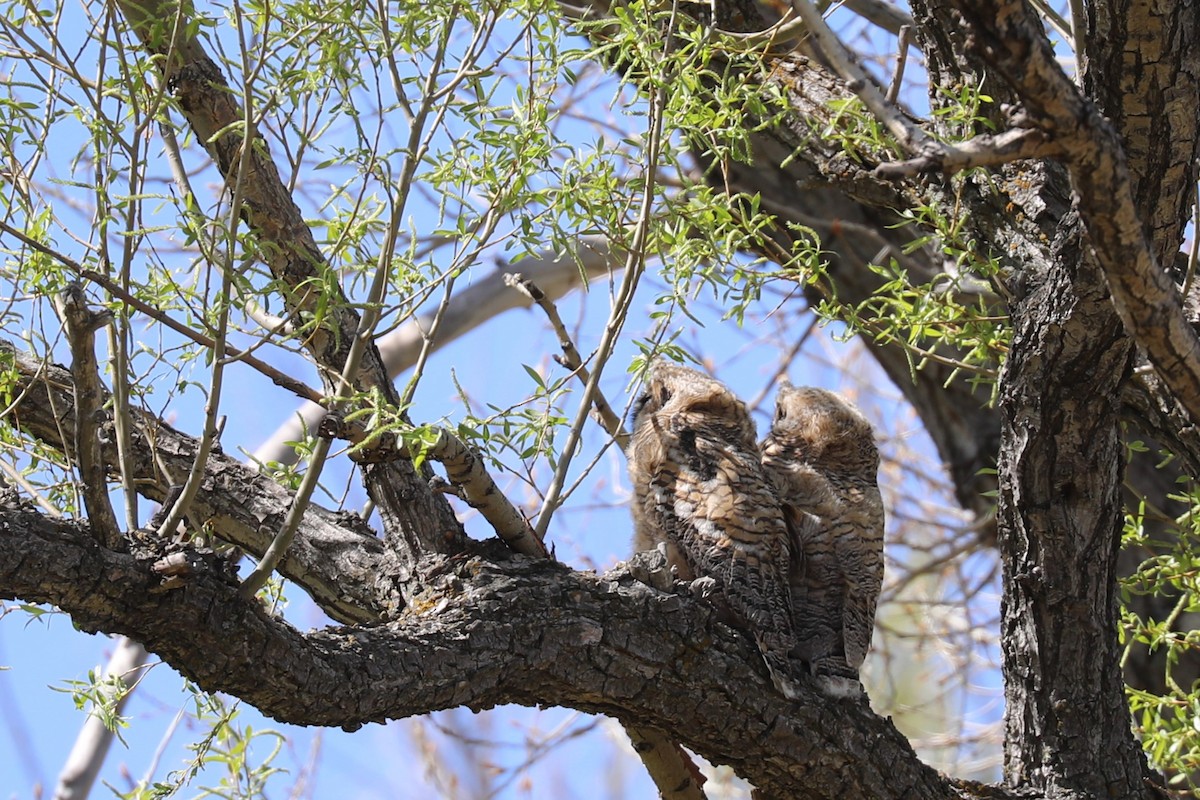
left=875, top=126, right=1063, bottom=178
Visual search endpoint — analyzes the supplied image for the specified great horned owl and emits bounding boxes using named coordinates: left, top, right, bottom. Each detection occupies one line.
left=761, top=382, right=884, bottom=697
left=627, top=361, right=801, bottom=699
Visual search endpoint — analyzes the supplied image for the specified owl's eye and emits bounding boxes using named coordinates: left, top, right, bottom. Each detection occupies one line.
left=658, top=386, right=672, bottom=405
left=776, top=407, right=787, bottom=421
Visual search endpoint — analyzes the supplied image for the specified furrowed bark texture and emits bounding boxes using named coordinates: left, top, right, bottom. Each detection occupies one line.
left=0, top=340, right=390, bottom=623
left=0, top=500, right=1009, bottom=800
left=997, top=220, right=1144, bottom=795
left=945, top=2, right=1197, bottom=795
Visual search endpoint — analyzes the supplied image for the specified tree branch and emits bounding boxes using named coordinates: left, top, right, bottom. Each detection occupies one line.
left=54, top=283, right=122, bottom=550
left=319, top=413, right=549, bottom=560
left=952, top=0, right=1200, bottom=425
left=0, top=339, right=388, bottom=623
left=0, top=501, right=1011, bottom=800
left=875, top=126, right=1063, bottom=177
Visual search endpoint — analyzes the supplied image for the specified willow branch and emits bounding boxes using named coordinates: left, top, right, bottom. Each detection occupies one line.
left=54, top=283, right=122, bottom=550
left=505, top=273, right=630, bottom=451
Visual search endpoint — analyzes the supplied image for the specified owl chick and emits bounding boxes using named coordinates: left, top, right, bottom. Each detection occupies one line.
left=761, top=382, right=884, bottom=698
left=627, top=361, right=801, bottom=699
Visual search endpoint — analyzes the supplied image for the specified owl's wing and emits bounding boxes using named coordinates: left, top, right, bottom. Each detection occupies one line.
left=782, top=499, right=858, bottom=681
left=656, top=432, right=801, bottom=699
left=837, top=483, right=886, bottom=671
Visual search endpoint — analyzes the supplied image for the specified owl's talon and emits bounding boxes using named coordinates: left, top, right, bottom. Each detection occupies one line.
left=689, top=575, right=719, bottom=600
left=816, top=674, right=865, bottom=699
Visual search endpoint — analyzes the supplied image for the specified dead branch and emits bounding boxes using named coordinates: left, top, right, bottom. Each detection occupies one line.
left=54, top=283, right=122, bottom=550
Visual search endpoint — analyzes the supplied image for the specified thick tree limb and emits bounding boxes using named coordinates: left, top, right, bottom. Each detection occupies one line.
left=952, top=0, right=1200, bottom=426
left=1, top=503, right=1016, bottom=800
left=996, top=213, right=1152, bottom=795
left=0, top=340, right=388, bottom=624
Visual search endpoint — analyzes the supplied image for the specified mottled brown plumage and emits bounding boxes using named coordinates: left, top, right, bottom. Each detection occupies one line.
left=761, top=382, right=885, bottom=697
left=627, top=362, right=801, bottom=699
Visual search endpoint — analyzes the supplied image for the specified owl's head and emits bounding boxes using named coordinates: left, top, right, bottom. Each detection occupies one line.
left=769, top=382, right=879, bottom=475
left=630, top=361, right=757, bottom=449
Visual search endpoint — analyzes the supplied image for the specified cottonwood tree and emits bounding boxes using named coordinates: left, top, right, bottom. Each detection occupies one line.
left=0, top=0, right=1198, bottom=798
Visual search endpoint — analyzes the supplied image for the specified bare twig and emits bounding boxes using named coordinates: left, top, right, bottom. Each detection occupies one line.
left=505, top=273, right=630, bottom=451
left=874, top=127, right=1063, bottom=178
left=238, top=433, right=335, bottom=598
left=717, top=11, right=808, bottom=52
left=885, top=25, right=912, bottom=105
left=1027, top=0, right=1074, bottom=47
left=1065, top=0, right=1086, bottom=81
left=55, top=283, right=123, bottom=550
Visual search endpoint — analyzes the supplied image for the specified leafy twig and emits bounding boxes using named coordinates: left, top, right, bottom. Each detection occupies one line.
left=505, top=273, right=630, bottom=451
left=532, top=0, right=675, bottom=541
left=317, top=414, right=547, bottom=558
left=0, top=219, right=324, bottom=405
